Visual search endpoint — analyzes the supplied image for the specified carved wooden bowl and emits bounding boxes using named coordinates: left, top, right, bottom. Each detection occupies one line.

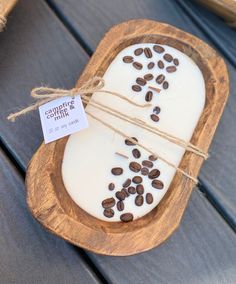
left=26, top=20, right=229, bottom=256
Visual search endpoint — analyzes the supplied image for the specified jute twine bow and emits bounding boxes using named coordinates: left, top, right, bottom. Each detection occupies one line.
left=7, top=76, right=208, bottom=183
left=0, top=14, right=6, bottom=31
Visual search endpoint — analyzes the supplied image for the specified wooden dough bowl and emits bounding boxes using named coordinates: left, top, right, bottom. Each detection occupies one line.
left=26, top=20, right=229, bottom=256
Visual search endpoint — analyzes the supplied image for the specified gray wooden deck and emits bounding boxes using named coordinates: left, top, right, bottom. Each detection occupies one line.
left=0, top=0, right=235, bottom=283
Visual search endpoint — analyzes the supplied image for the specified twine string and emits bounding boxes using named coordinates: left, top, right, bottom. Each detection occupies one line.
left=7, top=76, right=208, bottom=183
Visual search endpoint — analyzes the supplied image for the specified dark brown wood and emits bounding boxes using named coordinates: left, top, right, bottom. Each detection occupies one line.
left=26, top=20, right=229, bottom=256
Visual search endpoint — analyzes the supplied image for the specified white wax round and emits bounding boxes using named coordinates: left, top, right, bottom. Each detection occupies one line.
left=62, top=43, right=205, bottom=222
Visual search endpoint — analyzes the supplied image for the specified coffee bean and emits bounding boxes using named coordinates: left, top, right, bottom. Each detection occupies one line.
left=132, top=148, right=141, bottom=159
left=120, top=213, right=133, bottom=222
left=104, top=208, right=114, bottom=218
left=102, top=197, right=116, bottom=209
left=163, top=53, right=173, bottom=62
left=132, top=85, right=142, bottom=92
left=132, top=176, right=143, bottom=184
left=157, top=60, right=164, bottom=69
left=151, top=179, right=164, bottom=189
left=146, top=193, right=153, bottom=204
left=117, top=201, right=124, bottom=211
left=156, top=74, right=165, bottom=84
left=153, top=106, right=161, bottom=114
left=128, top=186, right=136, bottom=194
left=135, top=195, right=144, bottom=206
left=150, top=114, right=159, bottom=122
left=148, top=62, right=154, bottom=69
left=136, top=184, right=144, bottom=195
left=153, top=45, right=165, bottom=53
left=166, top=66, right=177, bottom=73
left=123, top=178, right=131, bottom=188
left=134, top=48, right=143, bottom=56
left=125, top=137, right=138, bottom=146
left=141, top=167, right=149, bottom=176
left=116, top=191, right=126, bottom=200
left=121, top=188, right=130, bottom=198
left=123, top=56, right=133, bottom=63
left=108, top=183, right=115, bottom=191
left=144, top=47, right=152, bottom=58
left=129, top=161, right=141, bottom=173
left=142, top=160, right=153, bottom=168
left=133, top=62, right=143, bottom=70
left=173, top=58, right=179, bottom=66
left=148, top=169, right=160, bottom=179
left=111, top=167, right=123, bottom=175
left=149, top=155, right=157, bottom=161
left=163, top=81, right=169, bottom=90
left=136, top=77, right=146, bottom=86
left=145, top=91, right=153, bottom=102
left=144, top=73, right=154, bottom=81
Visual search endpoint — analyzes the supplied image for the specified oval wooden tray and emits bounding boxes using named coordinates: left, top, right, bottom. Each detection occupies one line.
left=26, top=20, right=229, bottom=256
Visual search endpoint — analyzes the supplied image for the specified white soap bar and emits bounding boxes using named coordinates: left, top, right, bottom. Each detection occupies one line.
left=62, top=43, right=205, bottom=222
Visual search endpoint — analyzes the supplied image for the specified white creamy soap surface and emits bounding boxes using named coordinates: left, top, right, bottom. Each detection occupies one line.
left=62, top=43, right=205, bottom=222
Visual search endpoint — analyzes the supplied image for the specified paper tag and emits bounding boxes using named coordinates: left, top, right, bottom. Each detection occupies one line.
left=39, top=95, right=88, bottom=143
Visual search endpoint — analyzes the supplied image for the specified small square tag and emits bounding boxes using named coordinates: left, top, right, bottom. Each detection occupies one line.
left=39, top=94, right=88, bottom=143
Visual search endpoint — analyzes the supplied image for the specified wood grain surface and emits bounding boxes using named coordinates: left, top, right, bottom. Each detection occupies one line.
left=26, top=20, right=229, bottom=256
left=0, top=149, right=100, bottom=284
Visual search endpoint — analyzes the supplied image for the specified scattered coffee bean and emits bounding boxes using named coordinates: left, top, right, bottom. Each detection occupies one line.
left=117, top=201, right=124, bottom=211
left=132, top=148, right=141, bottom=159
left=149, top=155, right=157, bottom=161
left=144, top=47, right=152, bottom=58
left=128, top=186, right=136, bottom=194
left=151, top=179, right=164, bottom=189
left=116, top=191, right=126, bottom=200
left=150, top=114, right=159, bottom=122
left=156, top=74, right=165, bottom=84
left=145, top=91, right=153, bottom=102
left=134, top=48, right=143, bottom=56
left=133, top=62, right=143, bottom=70
left=123, top=178, right=131, bottom=188
left=132, top=176, right=143, bottom=184
left=111, top=167, right=123, bottom=175
left=135, top=195, right=144, bottom=206
left=123, top=56, right=133, bottom=63
left=141, top=167, right=149, bottom=176
left=136, top=77, right=146, bottom=86
left=136, top=184, right=144, bottom=195
left=102, top=197, right=116, bottom=209
left=104, top=208, right=114, bottom=218
left=108, top=183, right=115, bottom=191
left=132, top=85, right=142, bottom=92
left=142, top=160, right=153, bottom=168
left=166, top=66, right=177, bottom=73
left=153, top=106, right=161, bottom=114
left=148, top=169, right=160, bottom=179
left=163, top=53, right=173, bottom=62
left=157, top=60, right=164, bottom=69
left=125, top=137, right=138, bottom=146
left=121, top=188, right=129, bottom=198
left=148, top=62, right=155, bottom=69
left=173, top=58, right=179, bottom=66
left=163, top=81, right=169, bottom=90
left=146, top=193, right=153, bottom=204
left=153, top=45, right=165, bottom=53
left=129, top=161, right=141, bottom=173
left=144, top=73, right=154, bottom=81
left=120, top=213, right=133, bottom=222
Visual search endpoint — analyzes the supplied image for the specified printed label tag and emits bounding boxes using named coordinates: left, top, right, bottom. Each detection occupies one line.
left=39, top=95, right=88, bottom=144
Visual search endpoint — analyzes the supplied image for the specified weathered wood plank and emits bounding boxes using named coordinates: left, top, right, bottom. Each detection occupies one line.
left=48, top=0, right=236, bottom=228
left=0, top=0, right=89, bottom=171
left=0, top=149, right=100, bottom=284
left=88, top=189, right=236, bottom=284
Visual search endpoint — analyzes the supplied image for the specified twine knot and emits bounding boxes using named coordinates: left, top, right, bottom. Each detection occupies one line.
left=0, top=14, right=6, bottom=31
